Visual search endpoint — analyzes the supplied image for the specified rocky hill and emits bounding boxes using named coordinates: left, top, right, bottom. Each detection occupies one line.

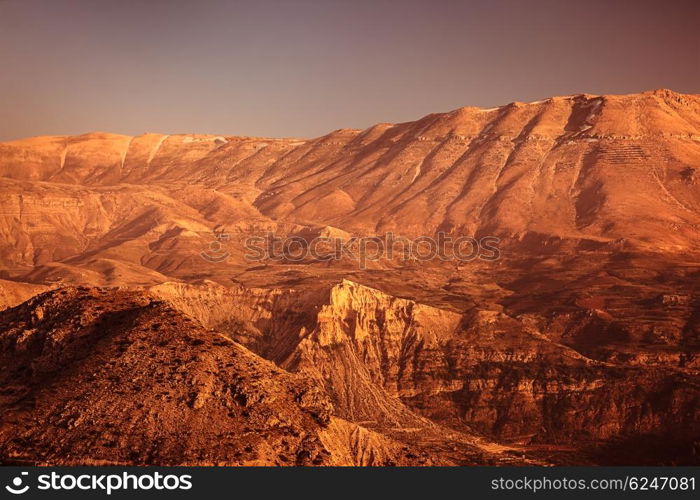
left=0, top=287, right=445, bottom=466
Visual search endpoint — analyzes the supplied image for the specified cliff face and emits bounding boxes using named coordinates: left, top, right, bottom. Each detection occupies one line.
left=283, top=280, right=462, bottom=427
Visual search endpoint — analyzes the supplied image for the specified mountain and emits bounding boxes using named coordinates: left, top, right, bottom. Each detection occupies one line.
left=0, top=90, right=699, bottom=465
left=1, top=90, right=700, bottom=286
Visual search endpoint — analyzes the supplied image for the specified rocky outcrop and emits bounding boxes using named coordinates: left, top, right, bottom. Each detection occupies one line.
left=282, top=280, right=461, bottom=427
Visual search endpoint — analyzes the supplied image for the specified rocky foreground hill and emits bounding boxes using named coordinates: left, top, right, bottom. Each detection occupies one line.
left=0, top=90, right=699, bottom=465
left=0, top=286, right=447, bottom=466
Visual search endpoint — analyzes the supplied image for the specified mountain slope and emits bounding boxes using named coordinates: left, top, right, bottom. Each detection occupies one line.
left=1, top=90, right=699, bottom=282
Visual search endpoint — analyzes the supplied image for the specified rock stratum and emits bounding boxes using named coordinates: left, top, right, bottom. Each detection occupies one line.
left=1, top=90, right=699, bottom=465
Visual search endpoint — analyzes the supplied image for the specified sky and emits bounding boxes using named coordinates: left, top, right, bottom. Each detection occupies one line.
left=1, top=0, right=698, bottom=140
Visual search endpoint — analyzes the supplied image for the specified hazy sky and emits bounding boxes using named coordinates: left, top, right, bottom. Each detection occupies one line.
left=1, top=0, right=698, bottom=140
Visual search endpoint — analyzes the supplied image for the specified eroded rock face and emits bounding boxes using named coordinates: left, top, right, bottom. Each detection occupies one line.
left=283, top=280, right=462, bottom=427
